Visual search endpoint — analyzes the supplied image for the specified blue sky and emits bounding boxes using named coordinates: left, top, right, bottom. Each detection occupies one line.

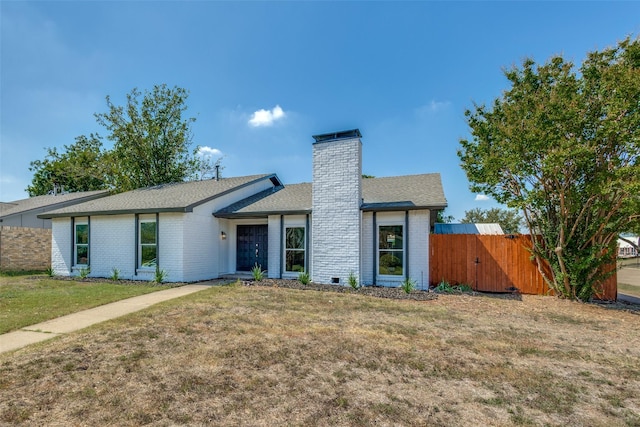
left=1, top=1, right=638, bottom=220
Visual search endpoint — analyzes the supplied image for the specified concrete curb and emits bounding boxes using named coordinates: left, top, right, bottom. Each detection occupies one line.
left=0, top=284, right=211, bottom=354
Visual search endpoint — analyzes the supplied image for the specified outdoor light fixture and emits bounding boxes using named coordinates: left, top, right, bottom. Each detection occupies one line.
left=220, top=231, right=226, bottom=240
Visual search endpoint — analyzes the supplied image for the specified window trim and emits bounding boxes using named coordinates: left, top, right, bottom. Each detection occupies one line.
left=74, top=218, right=89, bottom=267
left=377, top=223, right=405, bottom=277
left=284, top=225, right=306, bottom=274
left=138, top=217, right=158, bottom=269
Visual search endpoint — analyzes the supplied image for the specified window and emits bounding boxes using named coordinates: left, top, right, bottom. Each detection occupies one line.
left=140, top=221, right=157, bottom=268
left=285, top=227, right=305, bottom=272
left=378, top=225, right=403, bottom=276
left=75, top=222, right=88, bottom=265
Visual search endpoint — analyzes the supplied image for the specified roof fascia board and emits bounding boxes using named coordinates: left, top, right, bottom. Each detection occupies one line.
left=2, top=192, right=110, bottom=219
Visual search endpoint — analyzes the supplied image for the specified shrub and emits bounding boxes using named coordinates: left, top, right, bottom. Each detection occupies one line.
left=251, top=263, right=264, bottom=281
left=45, top=266, right=54, bottom=277
left=348, top=271, right=359, bottom=290
left=78, top=266, right=90, bottom=279
left=400, top=277, right=416, bottom=294
left=298, top=271, right=310, bottom=285
left=111, top=268, right=120, bottom=281
left=154, top=266, right=166, bottom=283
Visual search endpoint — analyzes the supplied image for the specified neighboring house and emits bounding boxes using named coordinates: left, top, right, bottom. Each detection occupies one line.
left=434, top=223, right=504, bottom=235
left=618, top=235, right=639, bottom=258
left=39, top=129, right=447, bottom=286
left=0, top=190, right=110, bottom=229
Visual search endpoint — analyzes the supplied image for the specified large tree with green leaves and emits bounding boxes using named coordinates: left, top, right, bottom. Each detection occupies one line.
left=461, top=207, right=523, bottom=234
left=95, top=84, right=199, bottom=192
left=27, top=134, right=112, bottom=196
left=458, top=37, right=640, bottom=301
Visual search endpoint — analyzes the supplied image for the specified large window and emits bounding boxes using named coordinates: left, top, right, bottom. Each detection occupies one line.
left=75, top=222, right=88, bottom=265
left=285, top=227, right=305, bottom=272
left=140, top=220, right=157, bottom=268
left=378, top=225, right=403, bottom=276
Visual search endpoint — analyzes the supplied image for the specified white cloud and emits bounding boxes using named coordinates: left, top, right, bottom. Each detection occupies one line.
left=198, top=146, right=223, bottom=157
left=248, top=105, right=286, bottom=127
left=475, top=194, right=490, bottom=201
left=415, top=100, right=451, bottom=118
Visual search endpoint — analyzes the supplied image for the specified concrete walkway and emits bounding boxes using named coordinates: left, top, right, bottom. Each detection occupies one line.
left=0, top=284, right=212, bottom=355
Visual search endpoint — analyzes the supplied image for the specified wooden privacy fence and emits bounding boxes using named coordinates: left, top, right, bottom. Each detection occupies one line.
left=429, top=234, right=617, bottom=300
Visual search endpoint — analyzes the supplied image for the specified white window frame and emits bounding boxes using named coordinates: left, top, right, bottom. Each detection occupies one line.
left=139, top=218, right=157, bottom=269
left=377, top=223, right=404, bottom=277
left=284, top=226, right=306, bottom=273
left=74, top=219, right=89, bottom=267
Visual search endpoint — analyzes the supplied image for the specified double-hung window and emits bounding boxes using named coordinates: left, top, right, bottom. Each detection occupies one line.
left=139, top=220, right=157, bottom=268
left=378, top=225, right=403, bottom=276
left=74, top=220, right=89, bottom=266
left=285, top=227, right=305, bottom=272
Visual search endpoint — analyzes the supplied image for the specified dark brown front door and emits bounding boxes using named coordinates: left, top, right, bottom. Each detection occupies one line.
left=236, top=225, right=268, bottom=271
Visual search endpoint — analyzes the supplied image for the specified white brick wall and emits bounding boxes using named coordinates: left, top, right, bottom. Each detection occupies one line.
left=90, top=215, right=136, bottom=280
left=408, top=209, right=430, bottom=290
left=267, top=215, right=282, bottom=279
left=311, top=137, right=362, bottom=285
left=51, top=218, right=71, bottom=276
left=361, top=212, right=374, bottom=286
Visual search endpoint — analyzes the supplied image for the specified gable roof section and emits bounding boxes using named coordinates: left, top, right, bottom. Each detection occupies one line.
left=1, top=190, right=110, bottom=219
left=215, top=183, right=312, bottom=218
left=214, top=173, right=447, bottom=218
left=360, top=173, right=447, bottom=211
left=39, top=174, right=281, bottom=218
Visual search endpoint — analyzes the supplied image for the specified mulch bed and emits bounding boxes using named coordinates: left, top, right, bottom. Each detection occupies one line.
left=242, top=278, right=439, bottom=301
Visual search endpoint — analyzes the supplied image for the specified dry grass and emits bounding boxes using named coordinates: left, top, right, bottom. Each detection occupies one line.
left=1, top=283, right=639, bottom=426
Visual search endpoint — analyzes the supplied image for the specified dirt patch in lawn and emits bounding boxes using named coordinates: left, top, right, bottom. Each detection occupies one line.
left=0, top=284, right=639, bottom=426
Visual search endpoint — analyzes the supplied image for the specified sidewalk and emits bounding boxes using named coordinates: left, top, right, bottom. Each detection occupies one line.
left=0, top=283, right=213, bottom=354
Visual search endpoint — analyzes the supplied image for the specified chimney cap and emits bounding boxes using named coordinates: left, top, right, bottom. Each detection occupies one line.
left=312, top=129, right=361, bottom=143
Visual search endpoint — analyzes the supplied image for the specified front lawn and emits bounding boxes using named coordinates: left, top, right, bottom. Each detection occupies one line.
left=0, top=274, right=170, bottom=334
left=1, top=283, right=638, bottom=426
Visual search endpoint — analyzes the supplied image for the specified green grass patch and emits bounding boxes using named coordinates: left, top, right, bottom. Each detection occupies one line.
left=0, top=276, right=170, bottom=334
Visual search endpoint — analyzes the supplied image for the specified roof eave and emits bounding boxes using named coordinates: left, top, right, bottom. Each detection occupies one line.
left=214, top=209, right=311, bottom=219
left=38, top=207, right=190, bottom=219
left=360, top=203, right=448, bottom=212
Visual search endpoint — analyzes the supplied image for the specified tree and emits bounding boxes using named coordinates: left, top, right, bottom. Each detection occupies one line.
left=461, top=207, right=523, bottom=234
left=436, top=209, right=455, bottom=224
left=27, top=134, right=112, bottom=196
left=458, top=37, right=640, bottom=301
left=95, top=84, right=198, bottom=192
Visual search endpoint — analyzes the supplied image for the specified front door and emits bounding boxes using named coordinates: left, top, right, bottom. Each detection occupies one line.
left=236, top=225, right=269, bottom=271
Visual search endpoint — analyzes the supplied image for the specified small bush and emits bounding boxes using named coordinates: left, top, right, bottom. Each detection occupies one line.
left=251, top=263, right=264, bottom=281
left=111, top=268, right=120, bottom=281
left=348, top=271, right=359, bottom=289
left=78, top=266, right=90, bottom=279
left=298, top=271, right=310, bottom=285
left=400, top=277, right=416, bottom=294
left=434, top=280, right=473, bottom=294
left=45, top=266, right=54, bottom=277
left=154, top=266, right=166, bottom=283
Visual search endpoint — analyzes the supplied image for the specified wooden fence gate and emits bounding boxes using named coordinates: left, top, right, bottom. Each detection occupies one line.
left=429, top=234, right=617, bottom=300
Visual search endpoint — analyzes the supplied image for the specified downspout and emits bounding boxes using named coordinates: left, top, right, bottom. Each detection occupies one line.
left=156, top=213, right=160, bottom=268
left=70, top=217, right=75, bottom=273
left=305, top=214, right=310, bottom=275
left=372, top=212, right=377, bottom=286
left=134, top=214, right=139, bottom=276
left=280, top=215, right=284, bottom=279
left=405, top=211, right=409, bottom=281
left=87, top=216, right=91, bottom=267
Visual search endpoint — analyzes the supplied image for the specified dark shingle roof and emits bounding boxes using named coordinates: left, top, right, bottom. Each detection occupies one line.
left=39, top=175, right=280, bottom=218
left=1, top=190, right=110, bottom=218
left=361, top=173, right=446, bottom=211
left=214, top=173, right=447, bottom=218
left=215, top=183, right=312, bottom=218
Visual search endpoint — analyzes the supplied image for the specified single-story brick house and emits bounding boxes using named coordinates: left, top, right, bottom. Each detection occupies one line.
left=39, top=129, right=447, bottom=287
